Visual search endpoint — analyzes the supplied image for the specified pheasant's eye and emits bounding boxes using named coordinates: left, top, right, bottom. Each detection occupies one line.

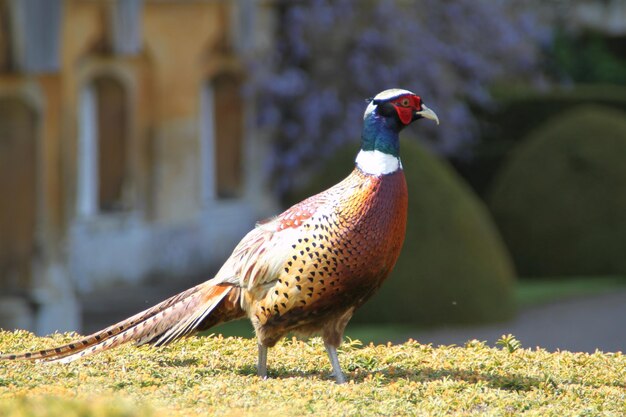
left=400, top=98, right=411, bottom=107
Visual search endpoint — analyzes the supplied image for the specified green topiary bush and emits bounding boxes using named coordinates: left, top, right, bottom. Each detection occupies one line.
left=488, top=84, right=626, bottom=145
left=289, top=139, right=516, bottom=326
left=455, top=85, right=626, bottom=197
left=2, top=331, right=626, bottom=416
left=489, top=105, right=626, bottom=277
left=0, top=396, right=159, bottom=417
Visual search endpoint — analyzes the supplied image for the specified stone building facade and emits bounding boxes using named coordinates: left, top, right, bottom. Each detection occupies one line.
left=0, top=0, right=275, bottom=334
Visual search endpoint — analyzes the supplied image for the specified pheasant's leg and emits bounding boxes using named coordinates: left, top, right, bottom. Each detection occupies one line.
left=324, top=342, right=346, bottom=384
left=257, top=344, right=268, bottom=378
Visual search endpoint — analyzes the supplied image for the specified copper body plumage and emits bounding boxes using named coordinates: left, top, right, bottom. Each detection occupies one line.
left=251, top=168, right=407, bottom=348
left=1, top=89, right=439, bottom=384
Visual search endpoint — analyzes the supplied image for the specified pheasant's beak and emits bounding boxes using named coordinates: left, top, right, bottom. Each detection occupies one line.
left=415, top=104, right=440, bottom=125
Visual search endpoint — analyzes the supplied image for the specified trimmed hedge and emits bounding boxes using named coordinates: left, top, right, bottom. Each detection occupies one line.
left=455, top=84, right=626, bottom=197
left=3, top=330, right=626, bottom=416
left=289, top=139, right=516, bottom=326
left=489, top=105, right=626, bottom=277
left=489, top=84, right=626, bottom=144
left=0, top=397, right=159, bottom=417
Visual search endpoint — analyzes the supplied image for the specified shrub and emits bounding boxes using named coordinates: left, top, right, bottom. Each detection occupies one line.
left=289, top=139, right=516, bottom=326
left=488, top=85, right=626, bottom=144
left=456, top=85, right=626, bottom=197
left=489, top=105, right=626, bottom=277
left=0, top=396, right=158, bottom=417
left=2, top=331, right=626, bottom=416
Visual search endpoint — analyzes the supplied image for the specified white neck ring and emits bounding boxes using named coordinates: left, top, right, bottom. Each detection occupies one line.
left=355, top=150, right=402, bottom=175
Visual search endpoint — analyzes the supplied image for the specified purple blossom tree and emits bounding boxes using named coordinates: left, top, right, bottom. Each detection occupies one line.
left=253, top=0, right=549, bottom=195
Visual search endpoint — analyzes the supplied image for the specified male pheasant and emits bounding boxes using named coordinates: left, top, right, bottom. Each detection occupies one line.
left=0, top=88, right=438, bottom=383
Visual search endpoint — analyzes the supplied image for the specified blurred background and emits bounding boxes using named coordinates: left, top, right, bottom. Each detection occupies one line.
left=1, top=0, right=625, bottom=353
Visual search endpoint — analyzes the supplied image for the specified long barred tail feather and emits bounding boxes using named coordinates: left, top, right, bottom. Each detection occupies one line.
left=0, top=282, right=244, bottom=363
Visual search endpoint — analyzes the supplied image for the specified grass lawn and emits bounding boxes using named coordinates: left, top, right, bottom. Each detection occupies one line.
left=1, top=331, right=625, bottom=416
left=514, top=275, right=626, bottom=308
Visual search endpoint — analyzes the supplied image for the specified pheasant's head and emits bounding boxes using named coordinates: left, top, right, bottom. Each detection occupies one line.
left=358, top=89, right=438, bottom=173
left=365, top=89, right=439, bottom=130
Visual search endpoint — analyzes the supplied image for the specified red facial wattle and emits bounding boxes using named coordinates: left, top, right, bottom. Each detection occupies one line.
left=395, top=105, right=413, bottom=125
left=392, top=95, right=422, bottom=125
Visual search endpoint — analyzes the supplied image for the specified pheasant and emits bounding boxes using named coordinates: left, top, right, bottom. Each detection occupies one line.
left=0, top=88, right=438, bottom=383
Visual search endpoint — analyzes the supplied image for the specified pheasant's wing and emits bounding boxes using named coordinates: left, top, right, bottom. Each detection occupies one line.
left=214, top=212, right=316, bottom=291
left=213, top=185, right=340, bottom=294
